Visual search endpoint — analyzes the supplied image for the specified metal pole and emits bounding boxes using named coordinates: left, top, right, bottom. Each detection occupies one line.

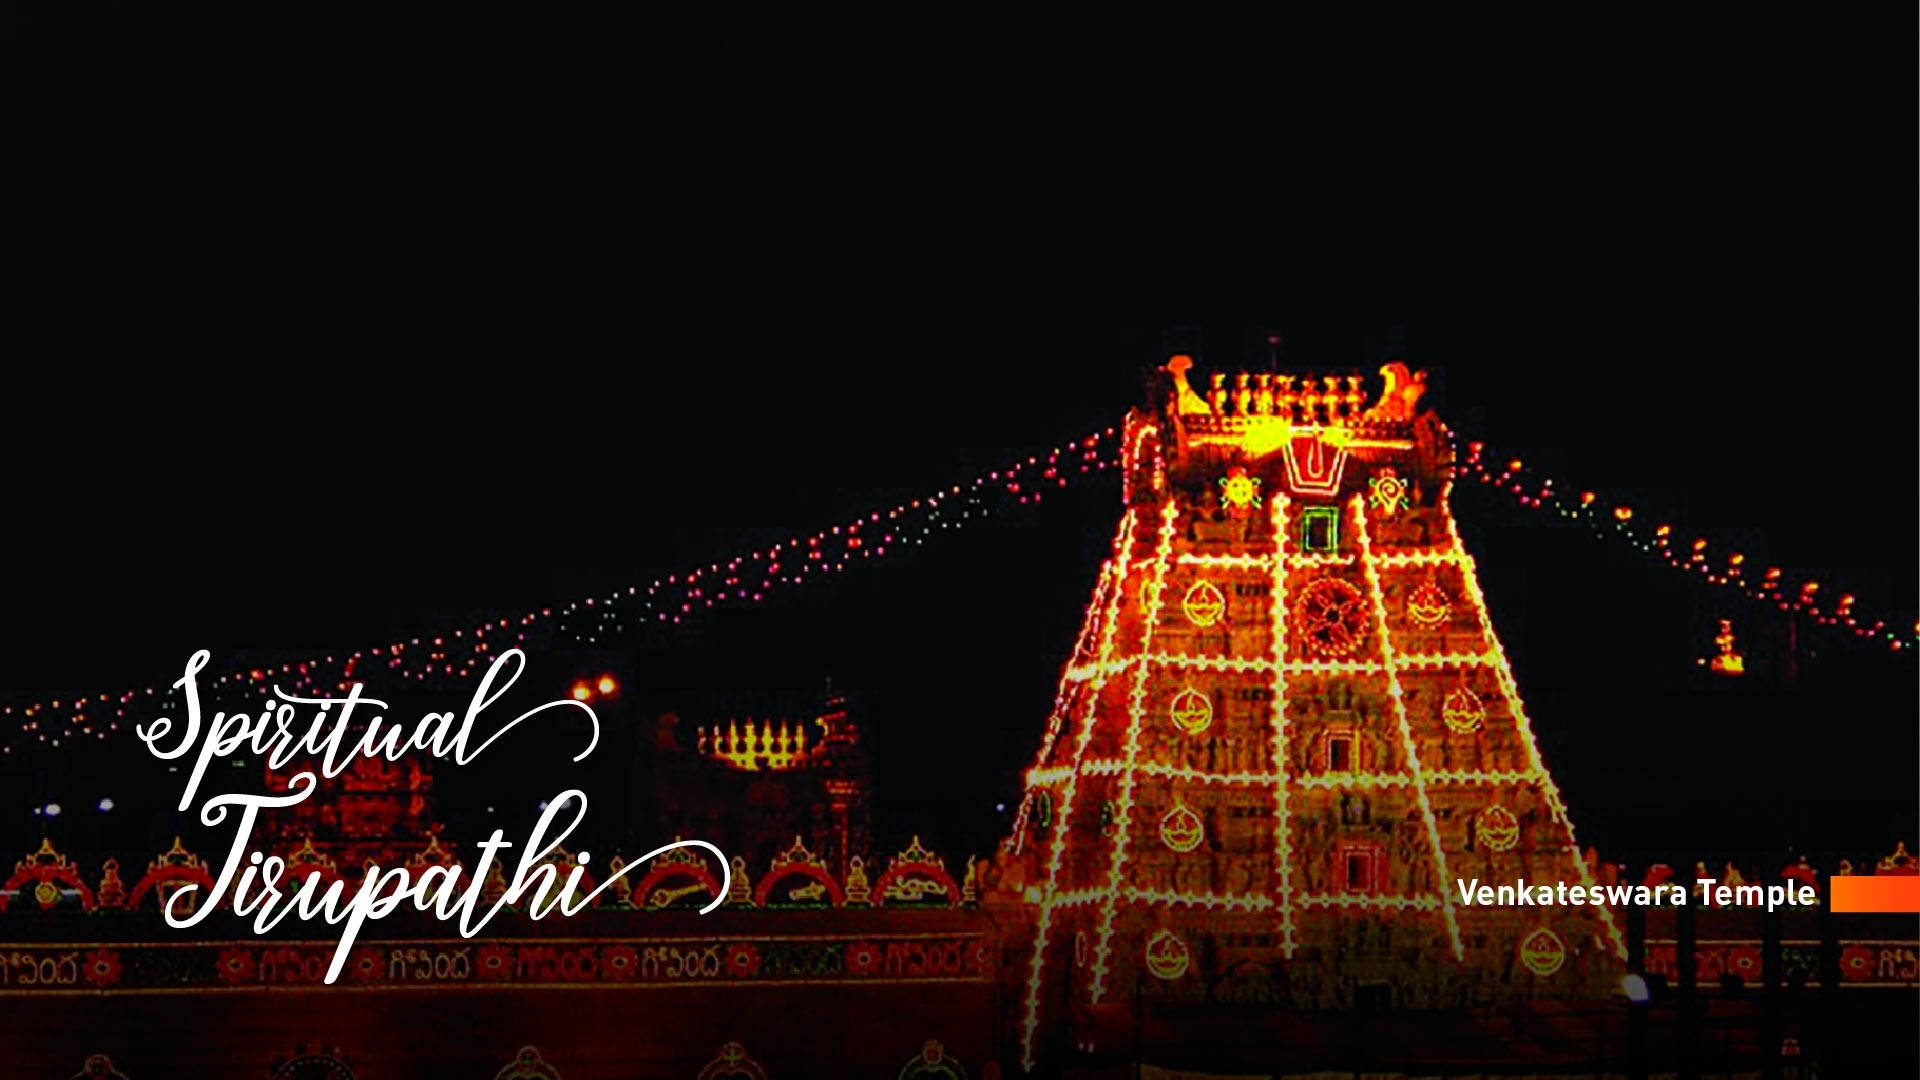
left=1678, top=890, right=1699, bottom=1080
left=1629, top=897, right=1649, bottom=1080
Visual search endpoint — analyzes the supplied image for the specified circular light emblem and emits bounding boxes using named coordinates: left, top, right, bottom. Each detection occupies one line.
left=1160, top=804, right=1205, bottom=853
left=1442, top=687, right=1485, bottom=733
left=1144, top=929, right=1191, bottom=980
left=1519, top=927, right=1566, bottom=977
left=1168, top=687, right=1213, bottom=735
left=1475, top=805, right=1520, bottom=852
left=1183, top=580, right=1226, bottom=627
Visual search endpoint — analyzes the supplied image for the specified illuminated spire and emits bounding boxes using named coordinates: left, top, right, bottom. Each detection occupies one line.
left=1006, top=359, right=1621, bottom=1070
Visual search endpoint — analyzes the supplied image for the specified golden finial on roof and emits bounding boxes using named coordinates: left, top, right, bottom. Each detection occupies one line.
left=727, top=855, right=752, bottom=905
left=1274, top=374, right=1296, bottom=420
left=1164, top=355, right=1211, bottom=415
left=771, top=835, right=825, bottom=872
left=1252, top=373, right=1274, bottom=415
left=845, top=855, right=872, bottom=905
left=1363, top=361, right=1429, bottom=422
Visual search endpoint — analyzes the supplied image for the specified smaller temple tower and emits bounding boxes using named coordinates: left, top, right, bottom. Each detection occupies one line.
left=651, top=689, right=872, bottom=875
left=261, top=753, right=440, bottom=869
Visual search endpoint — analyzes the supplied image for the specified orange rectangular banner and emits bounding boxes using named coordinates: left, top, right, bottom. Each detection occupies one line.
left=1831, top=876, right=1920, bottom=913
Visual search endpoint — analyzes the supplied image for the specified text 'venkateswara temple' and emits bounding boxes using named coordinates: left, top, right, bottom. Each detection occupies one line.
left=999, top=357, right=1624, bottom=1067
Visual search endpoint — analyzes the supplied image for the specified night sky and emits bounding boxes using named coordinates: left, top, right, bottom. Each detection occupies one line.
left=4, top=16, right=1914, bottom=875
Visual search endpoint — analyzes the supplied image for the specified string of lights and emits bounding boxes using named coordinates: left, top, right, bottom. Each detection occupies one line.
left=1455, top=438, right=1916, bottom=653
left=0, top=429, right=1122, bottom=756
left=3, top=420, right=1910, bottom=757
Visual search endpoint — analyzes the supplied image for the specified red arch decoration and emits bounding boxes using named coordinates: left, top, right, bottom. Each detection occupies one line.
left=874, top=837, right=959, bottom=907
left=754, top=861, right=843, bottom=907
left=280, top=838, right=346, bottom=894
left=753, top=836, right=844, bottom=907
left=633, top=856, right=722, bottom=910
left=125, top=837, right=220, bottom=912
left=0, top=838, right=96, bottom=912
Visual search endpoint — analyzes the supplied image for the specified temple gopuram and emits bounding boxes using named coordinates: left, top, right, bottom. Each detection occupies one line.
left=650, top=691, right=872, bottom=877
left=0, top=360, right=1914, bottom=1078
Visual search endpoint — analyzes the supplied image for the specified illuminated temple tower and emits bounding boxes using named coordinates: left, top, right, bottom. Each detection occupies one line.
left=1001, top=357, right=1624, bottom=1066
left=651, top=690, right=871, bottom=876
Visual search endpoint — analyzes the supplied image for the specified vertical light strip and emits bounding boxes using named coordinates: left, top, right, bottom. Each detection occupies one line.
left=1009, top=555, right=1114, bottom=855
left=1436, top=481, right=1629, bottom=961
left=1268, top=492, right=1299, bottom=956
left=1087, top=500, right=1179, bottom=1002
left=1030, top=556, right=1118, bottom=767
left=1352, top=493, right=1465, bottom=959
left=1019, top=504, right=1143, bottom=1069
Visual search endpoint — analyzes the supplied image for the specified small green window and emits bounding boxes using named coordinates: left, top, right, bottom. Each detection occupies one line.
left=1301, top=506, right=1340, bottom=552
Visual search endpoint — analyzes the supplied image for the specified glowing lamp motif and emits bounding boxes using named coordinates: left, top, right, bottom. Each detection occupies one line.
left=1708, top=618, right=1745, bottom=675
left=1218, top=466, right=1262, bottom=515
left=1367, top=468, right=1411, bottom=516
left=1168, top=688, right=1213, bottom=735
left=1182, top=580, right=1225, bottom=627
left=897, top=1039, right=966, bottom=1080
left=1406, top=581, right=1451, bottom=628
left=1441, top=687, right=1485, bottom=733
left=1159, top=804, right=1205, bottom=853
left=1475, top=805, right=1520, bottom=852
left=1293, top=577, right=1368, bottom=657
left=1518, top=927, right=1566, bottom=977
left=1144, top=929, right=1190, bottom=980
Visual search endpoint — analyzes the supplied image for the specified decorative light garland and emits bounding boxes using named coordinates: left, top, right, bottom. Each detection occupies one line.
left=1351, top=493, right=1465, bottom=960
left=1087, top=501, right=1179, bottom=1002
left=1436, top=480, right=1629, bottom=962
left=1457, top=438, right=1915, bottom=653
left=1018, top=499, right=1143, bottom=1072
left=1268, top=493, right=1299, bottom=957
left=8, top=423, right=1906, bottom=755
left=0, top=428, right=1123, bottom=755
